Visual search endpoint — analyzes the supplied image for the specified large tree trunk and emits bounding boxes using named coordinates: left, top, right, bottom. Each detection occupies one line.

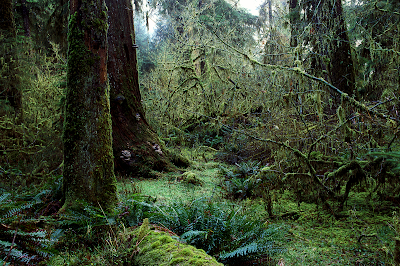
left=308, top=0, right=356, bottom=99
left=62, top=0, right=117, bottom=211
left=20, top=0, right=31, bottom=37
left=0, top=0, right=22, bottom=115
left=106, top=0, right=181, bottom=177
left=325, top=0, right=357, bottom=99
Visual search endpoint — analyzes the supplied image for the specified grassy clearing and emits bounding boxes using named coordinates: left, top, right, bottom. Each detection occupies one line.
left=115, top=149, right=399, bottom=265
left=118, top=160, right=224, bottom=204
left=272, top=191, right=396, bottom=265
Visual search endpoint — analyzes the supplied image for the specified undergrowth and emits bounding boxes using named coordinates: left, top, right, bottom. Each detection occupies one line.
left=0, top=185, right=62, bottom=265
left=150, top=197, right=285, bottom=264
left=0, top=41, right=65, bottom=192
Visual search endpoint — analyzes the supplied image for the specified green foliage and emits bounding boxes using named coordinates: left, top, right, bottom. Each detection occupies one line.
left=0, top=42, right=65, bottom=189
left=116, top=194, right=156, bottom=227
left=219, top=161, right=264, bottom=200
left=150, top=197, right=285, bottom=264
left=370, top=151, right=400, bottom=173
left=0, top=188, right=61, bottom=265
left=48, top=192, right=283, bottom=265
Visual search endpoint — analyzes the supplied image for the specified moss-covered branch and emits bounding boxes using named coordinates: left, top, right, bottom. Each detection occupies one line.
left=229, top=126, right=337, bottom=199
left=208, top=27, right=400, bottom=122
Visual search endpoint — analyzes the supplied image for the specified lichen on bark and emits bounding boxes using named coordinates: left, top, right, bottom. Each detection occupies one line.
left=62, top=0, right=117, bottom=211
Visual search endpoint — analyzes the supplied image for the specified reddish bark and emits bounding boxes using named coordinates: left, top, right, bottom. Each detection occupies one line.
left=63, top=0, right=117, bottom=210
left=106, top=0, right=181, bottom=176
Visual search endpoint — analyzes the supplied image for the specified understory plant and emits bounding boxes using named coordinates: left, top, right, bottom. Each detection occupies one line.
left=0, top=188, right=62, bottom=265
left=219, top=161, right=263, bottom=200
left=149, top=197, right=285, bottom=264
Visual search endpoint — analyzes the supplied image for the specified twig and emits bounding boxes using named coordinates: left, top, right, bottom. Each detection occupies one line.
left=3, top=224, right=19, bottom=266
left=357, top=233, right=378, bottom=243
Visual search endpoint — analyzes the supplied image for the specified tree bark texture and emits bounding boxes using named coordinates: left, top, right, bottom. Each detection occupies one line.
left=20, top=0, right=31, bottom=37
left=106, top=0, right=179, bottom=176
left=0, top=0, right=22, bottom=114
left=303, top=0, right=356, bottom=99
left=326, top=0, right=357, bottom=99
left=63, top=0, right=117, bottom=210
left=289, top=0, right=299, bottom=48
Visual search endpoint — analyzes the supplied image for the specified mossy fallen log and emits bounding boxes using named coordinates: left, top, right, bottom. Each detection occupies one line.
left=130, top=219, right=223, bottom=266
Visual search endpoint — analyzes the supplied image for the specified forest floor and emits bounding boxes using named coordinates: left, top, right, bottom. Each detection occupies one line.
left=118, top=148, right=398, bottom=266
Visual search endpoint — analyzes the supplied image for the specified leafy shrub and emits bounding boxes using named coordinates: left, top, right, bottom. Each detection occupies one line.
left=0, top=43, right=65, bottom=190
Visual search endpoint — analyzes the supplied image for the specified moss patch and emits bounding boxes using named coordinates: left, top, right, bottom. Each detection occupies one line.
left=130, top=220, right=223, bottom=266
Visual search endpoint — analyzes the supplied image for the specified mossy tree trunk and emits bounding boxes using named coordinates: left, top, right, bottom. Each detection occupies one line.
left=289, top=0, right=300, bottom=49
left=0, top=0, right=22, bottom=115
left=106, top=0, right=178, bottom=177
left=19, top=0, right=31, bottom=37
left=301, top=0, right=356, bottom=100
left=324, top=0, right=357, bottom=99
left=130, top=219, right=223, bottom=266
left=62, top=0, right=117, bottom=210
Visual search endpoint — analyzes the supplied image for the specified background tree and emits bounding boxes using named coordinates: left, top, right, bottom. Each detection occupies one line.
left=106, top=0, right=182, bottom=177
left=350, top=0, right=400, bottom=99
left=290, top=0, right=356, bottom=100
left=62, top=0, right=117, bottom=210
left=0, top=0, right=22, bottom=115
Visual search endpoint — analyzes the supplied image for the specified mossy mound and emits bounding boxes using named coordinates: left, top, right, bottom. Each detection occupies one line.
left=131, top=219, right=223, bottom=266
left=178, top=171, right=204, bottom=185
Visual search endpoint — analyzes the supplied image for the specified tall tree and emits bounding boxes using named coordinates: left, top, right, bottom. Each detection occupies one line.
left=289, top=0, right=300, bottom=49
left=354, top=0, right=400, bottom=99
left=291, top=0, right=356, bottom=99
left=0, top=0, right=22, bottom=115
left=62, top=0, right=117, bottom=210
left=106, top=0, right=181, bottom=176
left=19, top=0, right=31, bottom=37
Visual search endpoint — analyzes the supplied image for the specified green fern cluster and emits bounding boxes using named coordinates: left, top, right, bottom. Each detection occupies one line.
left=0, top=190, right=60, bottom=265
left=370, top=151, right=400, bottom=174
left=219, top=161, right=263, bottom=200
left=149, top=197, right=285, bottom=264
left=116, top=194, right=156, bottom=227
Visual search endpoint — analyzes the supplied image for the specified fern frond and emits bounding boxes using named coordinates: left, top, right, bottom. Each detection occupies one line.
left=3, top=201, right=35, bottom=219
left=219, top=242, right=260, bottom=260
left=0, top=193, right=10, bottom=204
left=180, top=230, right=207, bottom=243
left=370, top=151, right=400, bottom=172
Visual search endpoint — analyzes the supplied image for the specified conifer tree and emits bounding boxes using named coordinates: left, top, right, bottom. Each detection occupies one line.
left=62, top=0, right=117, bottom=210
left=290, top=0, right=356, bottom=99
left=106, top=0, right=181, bottom=176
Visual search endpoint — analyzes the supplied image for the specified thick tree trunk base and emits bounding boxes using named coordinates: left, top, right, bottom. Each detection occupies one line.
left=105, top=0, right=189, bottom=178
left=112, top=104, right=190, bottom=177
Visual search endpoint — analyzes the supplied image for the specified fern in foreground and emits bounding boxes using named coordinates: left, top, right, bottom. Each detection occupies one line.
left=150, top=197, right=285, bottom=264
left=0, top=191, right=60, bottom=265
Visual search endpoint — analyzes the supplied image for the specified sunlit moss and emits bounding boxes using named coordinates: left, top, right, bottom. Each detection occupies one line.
left=130, top=220, right=223, bottom=266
